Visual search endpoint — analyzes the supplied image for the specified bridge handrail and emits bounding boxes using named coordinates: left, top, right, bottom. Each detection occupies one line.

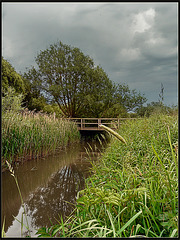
left=62, top=117, right=140, bottom=130
left=63, top=117, right=138, bottom=120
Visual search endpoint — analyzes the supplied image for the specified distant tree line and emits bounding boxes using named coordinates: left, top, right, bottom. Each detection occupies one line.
left=2, top=41, right=177, bottom=117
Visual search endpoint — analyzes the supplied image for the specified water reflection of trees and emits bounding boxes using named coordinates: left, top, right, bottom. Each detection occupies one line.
left=25, top=160, right=91, bottom=228
left=2, top=141, right=102, bottom=235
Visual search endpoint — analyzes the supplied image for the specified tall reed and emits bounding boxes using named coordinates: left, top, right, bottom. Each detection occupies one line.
left=2, top=111, right=80, bottom=171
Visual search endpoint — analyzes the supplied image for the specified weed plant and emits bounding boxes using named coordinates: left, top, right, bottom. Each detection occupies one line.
left=2, top=111, right=80, bottom=171
left=36, top=113, right=178, bottom=238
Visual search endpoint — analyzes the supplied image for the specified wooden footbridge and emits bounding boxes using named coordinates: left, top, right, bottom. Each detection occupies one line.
left=64, top=118, right=136, bottom=131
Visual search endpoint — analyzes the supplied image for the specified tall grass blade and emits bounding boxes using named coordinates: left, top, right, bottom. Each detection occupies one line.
left=13, top=216, right=29, bottom=231
left=167, top=129, right=178, bottom=177
left=170, top=229, right=178, bottom=238
left=1, top=217, right=6, bottom=238
left=106, top=209, right=116, bottom=237
left=117, top=210, right=142, bottom=235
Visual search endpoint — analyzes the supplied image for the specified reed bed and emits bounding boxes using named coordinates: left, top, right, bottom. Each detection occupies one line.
left=2, top=111, right=80, bottom=171
left=36, top=113, right=178, bottom=238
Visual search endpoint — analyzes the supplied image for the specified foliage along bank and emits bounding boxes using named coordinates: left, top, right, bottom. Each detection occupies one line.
left=2, top=110, right=80, bottom=172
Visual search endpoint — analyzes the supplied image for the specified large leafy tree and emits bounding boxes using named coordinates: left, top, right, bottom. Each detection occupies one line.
left=24, top=41, right=114, bottom=117
left=24, top=41, right=147, bottom=117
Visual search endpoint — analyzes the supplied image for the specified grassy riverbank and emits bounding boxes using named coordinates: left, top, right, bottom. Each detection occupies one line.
left=2, top=111, right=80, bottom=171
left=36, top=113, right=178, bottom=238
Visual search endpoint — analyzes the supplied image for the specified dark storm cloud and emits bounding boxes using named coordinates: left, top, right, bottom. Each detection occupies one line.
left=2, top=2, right=178, bottom=105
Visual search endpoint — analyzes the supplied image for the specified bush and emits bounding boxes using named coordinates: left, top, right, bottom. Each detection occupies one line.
left=2, top=87, right=24, bottom=114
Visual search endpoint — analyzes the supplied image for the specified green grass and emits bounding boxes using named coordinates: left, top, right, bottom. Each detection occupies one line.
left=2, top=111, right=80, bottom=171
left=36, top=113, right=178, bottom=238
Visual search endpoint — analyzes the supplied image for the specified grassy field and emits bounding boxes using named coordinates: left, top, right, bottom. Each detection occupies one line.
left=2, top=111, right=80, bottom=171
left=36, top=113, right=178, bottom=238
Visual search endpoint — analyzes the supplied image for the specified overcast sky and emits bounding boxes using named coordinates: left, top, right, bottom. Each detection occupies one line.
left=2, top=2, right=178, bottom=106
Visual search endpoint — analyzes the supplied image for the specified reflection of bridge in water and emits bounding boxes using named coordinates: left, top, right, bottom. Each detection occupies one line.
left=64, top=118, right=137, bottom=131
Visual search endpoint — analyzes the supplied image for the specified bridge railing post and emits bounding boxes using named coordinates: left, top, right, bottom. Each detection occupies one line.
left=81, top=118, right=83, bottom=130
left=80, top=118, right=86, bottom=129
left=98, top=118, right=101, bottom=129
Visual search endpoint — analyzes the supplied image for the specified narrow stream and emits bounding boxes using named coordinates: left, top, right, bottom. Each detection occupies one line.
left=2, top=136, right=106, bottom=238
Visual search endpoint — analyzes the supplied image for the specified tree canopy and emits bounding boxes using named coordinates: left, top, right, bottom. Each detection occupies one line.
left=23, top=41, right=147, bottom=117
left=24, top=41, right=115, bottom=117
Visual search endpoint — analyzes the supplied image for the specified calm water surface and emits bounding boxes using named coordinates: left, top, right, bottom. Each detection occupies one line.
left=2, top=139, right=104, bottom=238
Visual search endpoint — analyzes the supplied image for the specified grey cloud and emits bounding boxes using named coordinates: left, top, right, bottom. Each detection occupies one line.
left=2, top=2, right=178, bottom=106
